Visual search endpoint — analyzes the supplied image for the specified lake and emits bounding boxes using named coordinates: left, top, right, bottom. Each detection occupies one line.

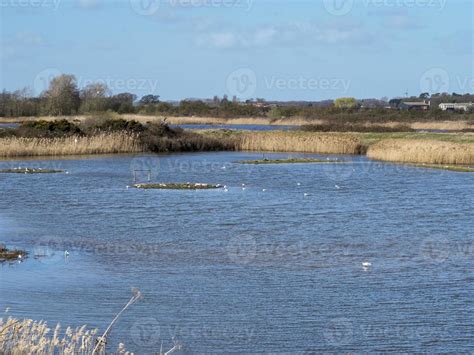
left=0, top=152, right=473, bottom=353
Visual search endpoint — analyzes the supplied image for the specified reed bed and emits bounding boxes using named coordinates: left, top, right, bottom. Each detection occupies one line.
left=236, top=131, right=363, bottom=154
left=0, top=317, right=134, bottom=354
left=367, top=139, right=474, bottom=165
left=0, top=133, right=143, bottom=157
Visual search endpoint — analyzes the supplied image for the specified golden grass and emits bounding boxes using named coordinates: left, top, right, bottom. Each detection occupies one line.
left=0, top=133, right=143, bottom=157
left=367, top=139, right=474, bottom=165
left=236, top=131, right=363, bottom=154
left=0, top=317, right=133, bottom=354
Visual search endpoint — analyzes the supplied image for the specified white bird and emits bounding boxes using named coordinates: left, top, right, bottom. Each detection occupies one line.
left=223, top=185, right=227, bottom=189
left=221, top=166, right=226, bottom=170
left=335, top=185, right=340, bottom=189
left=18, top=254, right=22, bottom=259
left=242, top=187, right=246, bottom=191
left=304, top=193, right=309, bottom=197
left=297, top=183, right=301, bottom=186
left=242, top=183, right=246, bottom=187
left=64, top=250, right=70, bottom=257
left=262, top=189, right=266, bottom=192
left=362, top=262, right=372, bottom=267
left=224, top=188, right=228, bottom=192
left=126, top=185, right=130, bottom=189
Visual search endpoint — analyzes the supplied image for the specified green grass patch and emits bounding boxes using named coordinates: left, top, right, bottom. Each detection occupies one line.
left=237, top=158, right=344, bottom=164
left=133, top=182, right=221, bottom=190
left=410, top=164, right=474, bottom=172
left=0, top=168, right=65, bottom=174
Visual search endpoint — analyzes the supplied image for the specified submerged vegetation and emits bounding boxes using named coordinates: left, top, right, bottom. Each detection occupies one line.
left=238, top=157, right=344, bottom=164
left=0, top=167, right=64, bottom=174
left=409, top=164, right=474, bottom=173
left=134, top=182, right=221, bottom=190
left=0, top=245, right=27, bottom=262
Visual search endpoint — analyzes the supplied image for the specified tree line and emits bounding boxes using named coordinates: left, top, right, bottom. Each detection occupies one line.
left=1, top=74, right=473, bottom=118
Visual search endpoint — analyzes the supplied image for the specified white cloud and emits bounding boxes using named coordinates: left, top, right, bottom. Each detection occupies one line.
left=195, top=21, right=375, bottom=49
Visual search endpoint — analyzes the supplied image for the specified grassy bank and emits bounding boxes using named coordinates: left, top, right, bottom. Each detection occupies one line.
left=1, top=118, right=474, bottom=168
left=0, top=132, right=143, bottom=157
left=235, top=131, right=363, bottom=154
left=367, top=139, right=474, bottom=165
left=2, top=114, right=473, bottom=131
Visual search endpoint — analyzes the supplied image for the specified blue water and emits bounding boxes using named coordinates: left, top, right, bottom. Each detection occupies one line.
left=0, top=123, right=19, bottom=129
left=0, top=152, right=473, bottom=353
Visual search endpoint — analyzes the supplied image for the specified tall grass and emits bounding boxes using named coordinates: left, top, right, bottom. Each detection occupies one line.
left=0, top=132, right=143, bottom=157
left=0, top=317, right=112, bottom=354
left=367, top=139, right=474, bottom=165
left=236, top=132, right=363, bottom=154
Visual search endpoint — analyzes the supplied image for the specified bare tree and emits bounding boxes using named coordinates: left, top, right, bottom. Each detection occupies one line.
left=42, top=74, right=80, bottom=115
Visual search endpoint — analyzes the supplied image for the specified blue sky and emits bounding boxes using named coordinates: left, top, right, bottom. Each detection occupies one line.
left=1, top=0, right=473, bottom=101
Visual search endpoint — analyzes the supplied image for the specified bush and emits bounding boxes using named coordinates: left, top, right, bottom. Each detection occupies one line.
left=17, top=119, right=82, bottom=137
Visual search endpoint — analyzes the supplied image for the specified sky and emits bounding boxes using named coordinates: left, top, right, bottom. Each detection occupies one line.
left=1, top=0, right=473, bottom=101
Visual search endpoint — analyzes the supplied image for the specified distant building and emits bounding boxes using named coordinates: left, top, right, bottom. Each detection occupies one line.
left=399, top=100, right=431, bottom=111
left=439, top=102, right=473, bottom=112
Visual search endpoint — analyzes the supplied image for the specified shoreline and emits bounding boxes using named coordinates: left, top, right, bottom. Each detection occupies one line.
left=0, top=130, right=473, bottom=170
left=2, top=114, right=473, bottom=132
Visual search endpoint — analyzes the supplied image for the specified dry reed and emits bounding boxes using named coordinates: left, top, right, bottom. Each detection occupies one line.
left=0, top=317, right=133, bottom=354
left=236, top=131, right=363, bottom=154
left=367, top=139, right=474, bottom=165
left=0, top=133, right=143, bottom=157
